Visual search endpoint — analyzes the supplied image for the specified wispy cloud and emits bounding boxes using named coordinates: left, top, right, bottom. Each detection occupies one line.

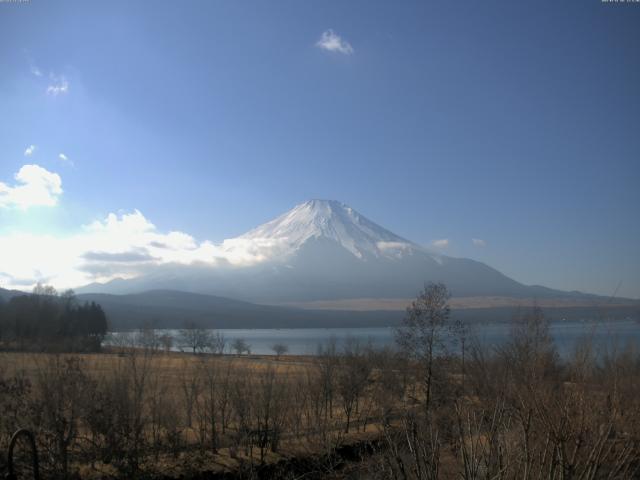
left=0, top=164, right=63, bottom=209
left=432, top=239, right=449, bottom=248
left=58, top=153, right=74, bottom=166
left=472, top=238, right=486, bottom=247
left=22, top=48, right=42, bottom=77
left=316, top=29, right=354, bottom=55
left=24, top=145, right=37, bottom=156
left=46, top=74, right=69, bottom=96
left=25, top=52, right=42, bottom=77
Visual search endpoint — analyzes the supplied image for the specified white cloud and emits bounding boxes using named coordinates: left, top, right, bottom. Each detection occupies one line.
left=24, top=145, right=37, bottom=156
left=0, top=208, right=297, bottom=291
left=30, top=65, right=42, bottom=77
left=472, top=238, right=486, bottom=247
left=46, top=74, right=69, bottom=96
left=375, top=241, right=414, bottom=259
left=432, top=238, right=449, bottom=248
left=316, top=29, right=354, bottom=55
left=377, top=241, right=412, bottom=251
left=0, top=164, right=63, bottom=209
left=58, top=153, right=74, bottom=166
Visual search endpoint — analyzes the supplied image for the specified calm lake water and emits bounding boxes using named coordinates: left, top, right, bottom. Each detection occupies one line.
left=113, top=320, right=640, bottom=357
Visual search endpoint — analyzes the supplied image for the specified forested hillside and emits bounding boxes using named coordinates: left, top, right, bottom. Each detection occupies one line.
left=0, top=285, right=107, bottom=351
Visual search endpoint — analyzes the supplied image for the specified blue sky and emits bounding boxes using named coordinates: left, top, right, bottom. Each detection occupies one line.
left=0, top=0, right=639, bottom=298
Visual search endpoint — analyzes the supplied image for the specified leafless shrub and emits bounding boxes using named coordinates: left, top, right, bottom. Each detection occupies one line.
left=31, top=355, right=91, bottom=478
left=84, top=350, right=152, bottom=476
left=180, top=358, right=201, bottom=429
left=194, top=356, right=222, bottom=452
left=336, top=337, right=372, bottom=433
left=0, top=368, right=32, bottom=466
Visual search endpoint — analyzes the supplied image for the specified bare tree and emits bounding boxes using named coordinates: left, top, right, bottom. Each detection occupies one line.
left=232, top=338, right=251, bottom=355
left=137, top=323, right=161, bottom=352
left=501, top=305, right=558, bottom=385
left=0, top=369, right=32, bottom=459
left=179, top=359, right=201, bottom=428
left=211, top=331, right=226, bottom=355
left=316, top=337, right=339, bottom=428
left=271, top=343, right=288, bottom=359
left=86, top=350, right=153, bottom=476
left=217, top=360, right=234, bottom=435
left=396, top=282, right=452, bottom=414
left=106, top=331, right=136, bottom=354
left=158, top=332, right=173, bottom=353
left=145, top=355, right=175, bottom=459
left=336, top=338, right=371, bottom=433
left=178, top=321, right=213, bottom=354
left=252, top=367, right=289, bottom=462
left=196, top=357, right=221, bottom=452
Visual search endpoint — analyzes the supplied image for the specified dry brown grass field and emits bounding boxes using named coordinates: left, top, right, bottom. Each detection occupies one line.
left=1, top=350, right=315, bottom=383
left=1, top=296, right=639, bottom=479
left=0, top=348, right=399, bottom=479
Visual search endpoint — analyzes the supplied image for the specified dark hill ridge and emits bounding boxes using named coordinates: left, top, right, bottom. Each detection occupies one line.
left=75, top=289, right=402, bottom=330
left=2, top=287, right=638, bottom=330
left=73, top=290, right=640, bottom=329
left=0, top=287, right=24, bottom=303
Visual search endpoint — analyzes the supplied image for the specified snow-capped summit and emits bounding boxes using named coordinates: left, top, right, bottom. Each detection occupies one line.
left=240, top=199, right=419, bottom=259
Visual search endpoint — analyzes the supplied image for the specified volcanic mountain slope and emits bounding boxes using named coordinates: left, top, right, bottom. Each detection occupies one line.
left=239, top=199, right=424, bottom=260
left=78, top=200, right=602, bottom=303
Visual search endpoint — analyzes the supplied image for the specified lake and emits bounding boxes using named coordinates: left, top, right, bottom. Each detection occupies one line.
left=112, top=319, right=640, bottom=357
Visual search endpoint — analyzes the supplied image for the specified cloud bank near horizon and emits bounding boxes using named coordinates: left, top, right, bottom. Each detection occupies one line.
left=0, top=208, right=297, bottom=291
left=0, top=162, right=300, bottom=290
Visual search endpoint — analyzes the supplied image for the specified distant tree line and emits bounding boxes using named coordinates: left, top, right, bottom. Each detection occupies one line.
left=0, top=284, right=108, bottom=351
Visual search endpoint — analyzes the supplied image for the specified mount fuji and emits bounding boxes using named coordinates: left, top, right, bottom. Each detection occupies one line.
left=239, top=199, right=424, bottom=261
left=78, top=200, right=597, bottom=304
